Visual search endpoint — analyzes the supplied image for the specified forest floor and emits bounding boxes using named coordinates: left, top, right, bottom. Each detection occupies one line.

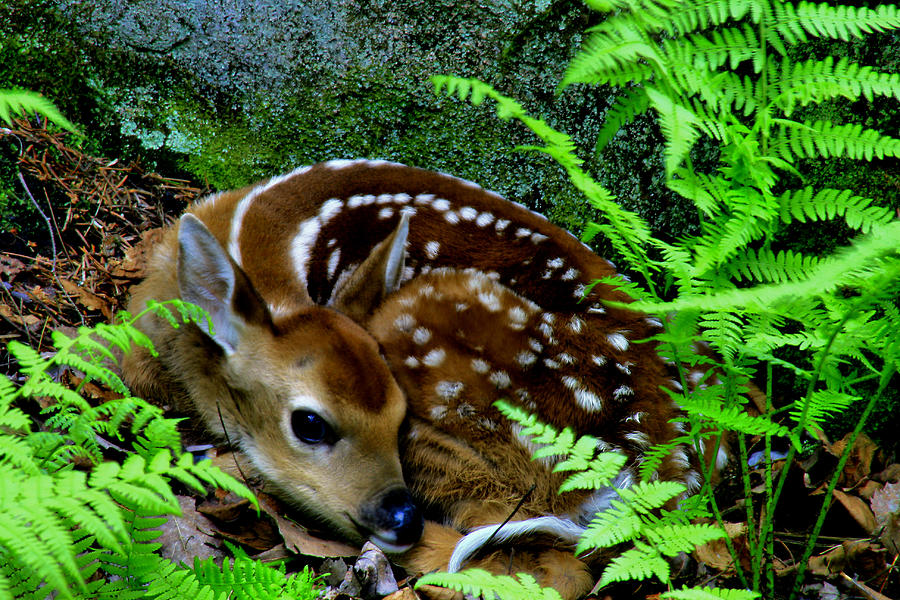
left=1, top=121, right=898, bottom=600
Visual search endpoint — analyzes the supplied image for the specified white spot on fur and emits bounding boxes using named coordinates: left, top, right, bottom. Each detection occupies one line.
left=515, top=351, right=537, bottom=367
left=591, top=355, right=607, bottom=367
left=561, top=268, right=579, bottom=281
left=495, top=219, right=510, bottom=232
left=508, top=306, right=527, bottom=324
left=557, top=352, right=575, bottom=365
left=515, top=227, right=532, bottom=238
left=542, top=313, right=556, bottom=324
left=613, top=385, right=634, bottom=400
left=544, top=358, right=560, bottom=369
left=573, top=283, right=587, bottom=299
left=444, top=211, right=460, bottom=224
left=455, top=302, right=469, bottom=312
left=625, top=431, right=651, bottom=448
left=413, top=327, right=432, bottom=345
left=588, top=304, right=606, bottom=314
left=394, top=313, right=415, bottom=332
left=404, top=356, right=420, bottom=368
left=401, top=266, right=415, bottom=281
left=489, top=371, right=511, bottom=388
left=436, top=381, right=464, bottom=400
left=568, top=316, right=584, bottom=334
left=376, top=193, right=395, bottom=204
left=378, top=207, right=394, bottom=219
left=624, top=411, right=646, bottom=424
left=616, top=362, right=633, bottom=375
left=607, top=333, right=630, bottom=352
left=538, top=322, right=554, bottom=339
left=399, top=205, right=417, bottom=218
left=547, top=257, right=564, bottom=269
left=476, top=212, right=495, bottom=227
left=425, top=241, right=440, bottom=260
left=670, top=379, right=684, bottom=391
left=531, top=233, right=548, bottom=243
left=415, top=193, right=436, bottom=205
left=672, top=446, right=690, bottom=469
left=459, top=206, right=477, bottom=221
left=430, top=405, right=449, bottom=420
left=575, top=388, right=603, bottom=412
left=432, top=198, right=451, bottom=211
left=645, top=317, right=664, bottom=328
left=457, top=403, right=476, bottom=417
left=327, top=248, right=341, bottom=279
left=422, top=348, right=446, bottom=367
left=528, top=338, right=543, bottom=352
left=471, top=358, right=490, bottom=374
left=478, top=291, right=501, bottom=312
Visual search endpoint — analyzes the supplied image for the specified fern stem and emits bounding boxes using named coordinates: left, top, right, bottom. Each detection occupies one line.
left=788, top=364, right=895, bottom=600
left=736, top=433, right=758, bottom=584
left=765, top=290, right=878, bottom=593
left=764, top=363, right=775, bottom=596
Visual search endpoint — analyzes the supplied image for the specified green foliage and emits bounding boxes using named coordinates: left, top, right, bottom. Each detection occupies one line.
left=0, top=88, right=77, bottom=132
left=145, top=544, right=321, bottom=600
left=0, top=300, right=318, bottom=600
left=417, top=570, right=564, bottom=600
left=431, top=0, right=899, bottom=597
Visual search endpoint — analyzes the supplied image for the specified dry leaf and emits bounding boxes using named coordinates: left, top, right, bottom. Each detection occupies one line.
left=870, top=481, right=900, bottom=554
left=693, top=522, right=747, bottom=572
left=0, top=303, right=42, bottom=329
left=155, top=495, right=223, bottom=564
left=827, top=433, right=879, bottom=488
left=110, top=227, right=165, bottom=280
left=384, top=588, right=418, bottom=600
left=0, top=254, right=27, bottom=278
left=59, top=278, right=111, bottom=315
left=258, top=493, right=359, bottom=558
left=807, top=540, right=888, bottom=581
left=833, top=489, right=877, bottom=534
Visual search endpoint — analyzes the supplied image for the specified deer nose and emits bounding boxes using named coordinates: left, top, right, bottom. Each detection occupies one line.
left=365, top=487, right=424, bottom=552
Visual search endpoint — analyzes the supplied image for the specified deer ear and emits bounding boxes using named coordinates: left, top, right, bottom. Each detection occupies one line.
left=177, top=213, right=271, bottom=354
left=330, top=213, right=409, bottom=322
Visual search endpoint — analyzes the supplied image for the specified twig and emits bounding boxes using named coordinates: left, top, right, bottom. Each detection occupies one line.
left=17, top=170, right=85, bottom=325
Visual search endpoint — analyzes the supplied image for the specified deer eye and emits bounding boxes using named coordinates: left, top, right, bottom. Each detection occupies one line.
left=291, top=410, right=336, bottom=445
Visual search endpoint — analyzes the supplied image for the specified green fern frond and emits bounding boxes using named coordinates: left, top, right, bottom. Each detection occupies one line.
left=0, top=89, right=77, bottom=131
left=662, top=586, right=762, bottom=599
left=789, top=389, right=859, bottom=431
left=646, top=86, right=702, bottom=177
left=643, top=523, right=725, bottom=555
left=598, top=541, right=672, bottom=585
left=417, top=569, right=563, bottom=600
left=777, top=187, right=894, bottom=233
left=727, top=247, right=821, bottom=284
left=774, top=119, right=900, bottom=161
left=672, top=388, right=790, bottom=436
left=773, top=1, right=900, bottom=44
left=596, top=87, right=651, bottom=153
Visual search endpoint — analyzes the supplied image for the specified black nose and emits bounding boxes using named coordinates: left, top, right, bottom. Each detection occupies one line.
left=373, top=487, right=424, bottom=547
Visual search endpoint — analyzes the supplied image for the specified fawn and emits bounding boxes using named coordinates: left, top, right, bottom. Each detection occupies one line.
left=123, top=159, right=706, bottom=598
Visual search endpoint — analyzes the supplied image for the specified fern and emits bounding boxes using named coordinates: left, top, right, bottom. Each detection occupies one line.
left=417, top=570, right=564, bottom=600
left=0, top=88, right=77, bottom=132
left=0, top=300, right=271, bottom=600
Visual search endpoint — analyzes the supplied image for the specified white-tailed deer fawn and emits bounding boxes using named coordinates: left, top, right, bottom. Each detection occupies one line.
left=124, top=159, right=702, bottom=599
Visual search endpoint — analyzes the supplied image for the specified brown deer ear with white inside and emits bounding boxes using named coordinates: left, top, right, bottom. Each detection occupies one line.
left=329, top=212, right=409, bottom=322
left=177, top=213, right=273, bottom=355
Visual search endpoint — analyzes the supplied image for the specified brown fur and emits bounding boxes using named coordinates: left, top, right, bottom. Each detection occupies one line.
left=123, top=160, right=708, bottom=598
